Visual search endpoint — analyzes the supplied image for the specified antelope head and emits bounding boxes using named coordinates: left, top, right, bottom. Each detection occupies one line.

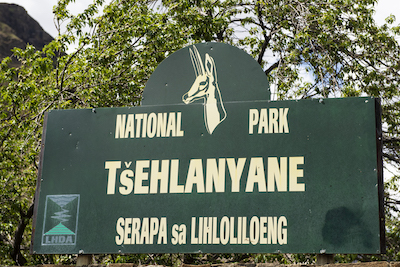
left=182, top=46, right=227, bottom=134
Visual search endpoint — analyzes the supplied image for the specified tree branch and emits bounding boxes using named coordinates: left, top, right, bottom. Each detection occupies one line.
left=383, top=152, right=400, bottom=164
left=383, top=136, right=400, bottom=144
left=265, top=59, right=281, bottom=75
left=255, top=3, right=270, bottom=65
left=11, top=203, right=34, bottom=266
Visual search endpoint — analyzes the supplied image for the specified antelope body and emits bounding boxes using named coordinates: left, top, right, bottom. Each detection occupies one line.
left=182, top=46, right=227, bottom=134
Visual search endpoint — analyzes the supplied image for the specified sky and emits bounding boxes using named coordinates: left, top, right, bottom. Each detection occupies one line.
left=2, top=0, right=400, bottom=39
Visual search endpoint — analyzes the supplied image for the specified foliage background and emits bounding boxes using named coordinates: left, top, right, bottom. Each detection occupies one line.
left=1, top=0, right=400, bottom=265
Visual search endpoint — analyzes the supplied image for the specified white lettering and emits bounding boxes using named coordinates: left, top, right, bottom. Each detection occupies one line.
left=125, top=114, right=134, bottom=138
left=150, top=160, right=169, bottom=194
left=248, top=108, right=290, bottom=134
left=185, top=159, right=205, bottom=193
left=170, top=159, right=184, bottom=193
left=206, top=158, right=225, bottom=193
left=134, top=160, right=149, bottom=194
left=267, top=157, right=287, bottom=192
left=115, top=114, right=126, bottom=138
left=289, top=156, right=305, bottom=191
left=105, top=156, right=305, bottom=195
left=119, top=169, right=134, bottom=195
left=246, top=157, right=266, bottom=192
left=249, top=109, right=258, bottom=134
left=227, top=158, right=246, bottom=192
left=115, top=112, right=185, bottom=139
left=147, top=113, right=157, bottom=138
left=105, top=161, right=121, bottom=195
left=115, top=217, right=124, bottom=245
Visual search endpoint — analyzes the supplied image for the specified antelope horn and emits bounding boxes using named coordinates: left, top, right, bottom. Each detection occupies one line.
left=189, top=48, right=199, bottom=77
left=191, top=46, right=205, bottom=76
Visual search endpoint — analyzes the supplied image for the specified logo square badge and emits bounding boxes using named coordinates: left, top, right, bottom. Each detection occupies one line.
left=41, top=194, right=80, bottom=246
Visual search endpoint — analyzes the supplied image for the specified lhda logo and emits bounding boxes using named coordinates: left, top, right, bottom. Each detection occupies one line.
left=42, top=195, right=80, bottom=245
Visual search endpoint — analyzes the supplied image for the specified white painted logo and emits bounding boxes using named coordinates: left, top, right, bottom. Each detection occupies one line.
left=182, top=46, right=227, bottom=134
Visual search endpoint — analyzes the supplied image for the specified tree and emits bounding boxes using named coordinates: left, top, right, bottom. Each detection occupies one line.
left=1, top=0, right=400, bottom=264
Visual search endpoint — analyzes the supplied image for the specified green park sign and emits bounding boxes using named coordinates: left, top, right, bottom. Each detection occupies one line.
left=31, top=43, right=384, bottom=255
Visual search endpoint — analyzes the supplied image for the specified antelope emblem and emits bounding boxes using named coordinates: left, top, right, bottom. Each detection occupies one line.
left=182, top=46, right=227, bottom=134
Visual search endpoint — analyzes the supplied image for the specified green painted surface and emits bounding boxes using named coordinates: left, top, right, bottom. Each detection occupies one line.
left=32, top=97, right=382, bottom=254
left=142, top=42, right=270, bottom=105
left=32, top=43, right=382, bottom=254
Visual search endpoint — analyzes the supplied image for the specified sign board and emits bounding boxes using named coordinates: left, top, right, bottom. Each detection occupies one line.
left=31, top=43, right=384, bottom=255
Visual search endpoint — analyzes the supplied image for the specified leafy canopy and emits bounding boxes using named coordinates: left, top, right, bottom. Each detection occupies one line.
left=1, top=0, right=400, bottom=264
